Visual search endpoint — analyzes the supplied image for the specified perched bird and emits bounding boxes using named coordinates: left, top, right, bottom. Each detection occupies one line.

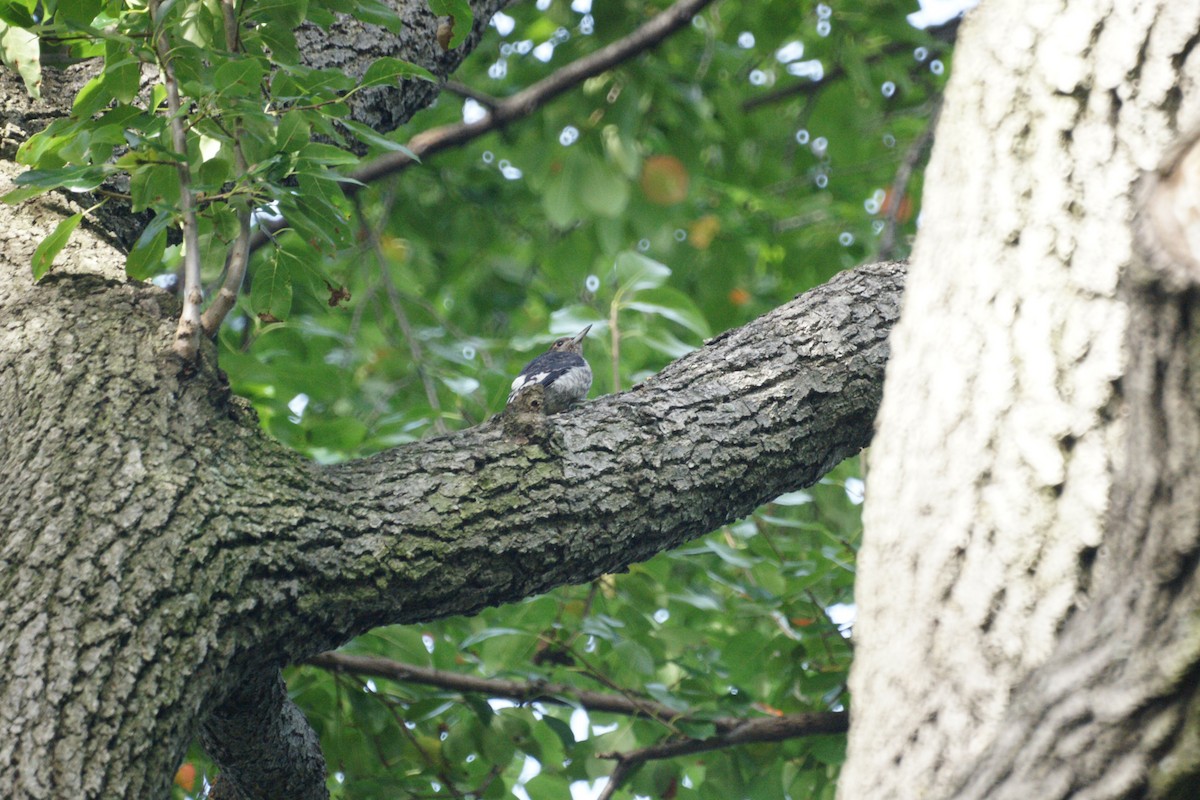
left=507, top=325, right=593, bottom=414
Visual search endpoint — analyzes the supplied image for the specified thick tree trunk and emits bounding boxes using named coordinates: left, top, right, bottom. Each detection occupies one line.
left=844, top=1, right=1200, bottom=798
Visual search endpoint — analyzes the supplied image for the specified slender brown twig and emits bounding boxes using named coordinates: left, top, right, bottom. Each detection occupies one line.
left=595, top=713, right=848, bottom=800
left=353, top=195, right=451, bottom=433
left=149, top=0, right=203, bottom=358
left=249, top=0, right=718, bottom=254
left=307, top=651, right=846, bottom=737
left=310, top=650, right=847, bottom=800
left=878, top=94, right=942, bottom=260
left=741, top=40, right=918, bottom=112
left=200, top=0, right=254, bottom=336
left=441, top=79, right=501, bottom=108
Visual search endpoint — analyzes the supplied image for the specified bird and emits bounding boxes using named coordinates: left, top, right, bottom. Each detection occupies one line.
left=507, top=325, right=593, bottom=414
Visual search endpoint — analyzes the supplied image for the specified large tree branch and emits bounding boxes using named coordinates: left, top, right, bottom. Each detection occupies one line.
left=294, top=261, right=904, bottom=649
left=0, top=257, right=902, bottom=796
left=199, top=671, right=328, bottom=800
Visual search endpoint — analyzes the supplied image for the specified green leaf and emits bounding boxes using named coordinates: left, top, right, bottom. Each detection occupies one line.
left=807, top=734, right=847, bottom=765
left=126, top=214, right=172, bottom=280
left=343, top=0, right=406, bottom=32
left=54, top=0, right=103, bottom=24
left=298, top=142, right=359, bottom=166
left=196, top=157, right=231, bottom=191
left=612, top=639, right=655, bottom=676
left=338, top=118, right=418, bottom=156
left=250, top=19, right=299, bottom=65
left=215, top=56, right=265, bottom=98
left=0, top=18, right=40, bottom=97
left=541, top=161, right=582, bottom=228
left=0, top=2, right=37, bottom=28
left=129, top=164, right=181, bottom=212
left=360, top=56, right=436, bottom=87
left=15, top=165, right=109, bottom=191
left=308, top=416, right=368, bottom=450
left=295, top=173, right=352, bottom=245
left=579, top=156, right=629, bottom=218
left=625, top=287, right=712, bottom=338
left=103, top=39, right=139, bottom=103
left=248, top=0, right=307, bottom=28
left=1, top=184, right=48, bottom=204
left=31, top=213, right=82, bottom=280
left=252, top=254, right=295, bottom=321
left=458, top=627, right=526, bottom=648
left=613, top=251, right=671, bottom=293
left=275, top=111, right=310, bottom=153
left=71, top=75, right=110, bottom=118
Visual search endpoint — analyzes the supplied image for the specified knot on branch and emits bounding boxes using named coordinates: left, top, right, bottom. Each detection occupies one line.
left=1138, top=126, right=1200, bottom=291
left=500, top=383, right=556, bottom=443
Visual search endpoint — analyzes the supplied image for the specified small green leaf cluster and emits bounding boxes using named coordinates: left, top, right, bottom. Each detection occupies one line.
left=2, top=0, right=437, bottom=289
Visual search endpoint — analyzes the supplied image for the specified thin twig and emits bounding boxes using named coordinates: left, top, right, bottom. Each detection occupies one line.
left=878, top=94, right=942, bottom=260
left=309, top=651, right=759, bottom=734
left=249, top=0, right=718, bottom=254
left=609, top=294, right=621, bottom=393
left=441, top=79, right=501, bottom=108
left=311, top=650, right=847, bottom=800
left=150, top=0, right=203, bottom=358
left=356, top=199, right=450, bottom=434
left=595, top=712, right=848, bottom=799
left=741, top=40, right=918, bottom=112
left=200, top=0, right=253, bottom=336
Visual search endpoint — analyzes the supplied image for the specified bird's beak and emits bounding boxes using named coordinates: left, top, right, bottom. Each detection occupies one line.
left=572, top=324, right=592, bottom=344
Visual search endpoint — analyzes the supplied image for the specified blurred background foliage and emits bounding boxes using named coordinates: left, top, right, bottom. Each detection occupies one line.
left=204, top=0, right=947, bottom=796
left=5, top=0, right=950, bottom=796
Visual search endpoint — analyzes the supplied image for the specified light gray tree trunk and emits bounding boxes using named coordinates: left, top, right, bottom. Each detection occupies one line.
left=844, top=1, right=1200, bottom=797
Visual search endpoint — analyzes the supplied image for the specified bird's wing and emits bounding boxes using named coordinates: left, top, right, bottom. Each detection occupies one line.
left=509, top=352, right=586, bottom=397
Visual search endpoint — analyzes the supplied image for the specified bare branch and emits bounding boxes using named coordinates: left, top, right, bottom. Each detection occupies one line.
left=307, top=651, right=721, bottom=730
left=741, top=40, right=918, bottom=112
left=310, top=648, right=848, bottom=798
left=595, top=713, right=848, bottom=800
left=595, top=714, right=849, bottom=796
left=442, top=79, right=501, bottom=108
left=249, top=0, right=717, bottom=254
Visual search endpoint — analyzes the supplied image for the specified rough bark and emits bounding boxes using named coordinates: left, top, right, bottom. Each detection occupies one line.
left=844, top=1, right=1200, bottom=798
left=0, top=146, right=904, bottom=798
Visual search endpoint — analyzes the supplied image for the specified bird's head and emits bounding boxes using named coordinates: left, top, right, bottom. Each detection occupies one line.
left=549, top=324, right=592, bottom=354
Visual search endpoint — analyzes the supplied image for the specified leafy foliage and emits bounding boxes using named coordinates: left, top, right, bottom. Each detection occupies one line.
left=4, top=0, right=948, bottom=797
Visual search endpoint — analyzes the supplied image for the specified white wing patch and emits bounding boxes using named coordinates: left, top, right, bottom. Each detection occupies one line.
left=510, top=371, right=551, bottom=393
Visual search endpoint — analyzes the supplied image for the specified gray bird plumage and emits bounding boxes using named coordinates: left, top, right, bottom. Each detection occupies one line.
left=507, top=325, right=593, bottom=414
